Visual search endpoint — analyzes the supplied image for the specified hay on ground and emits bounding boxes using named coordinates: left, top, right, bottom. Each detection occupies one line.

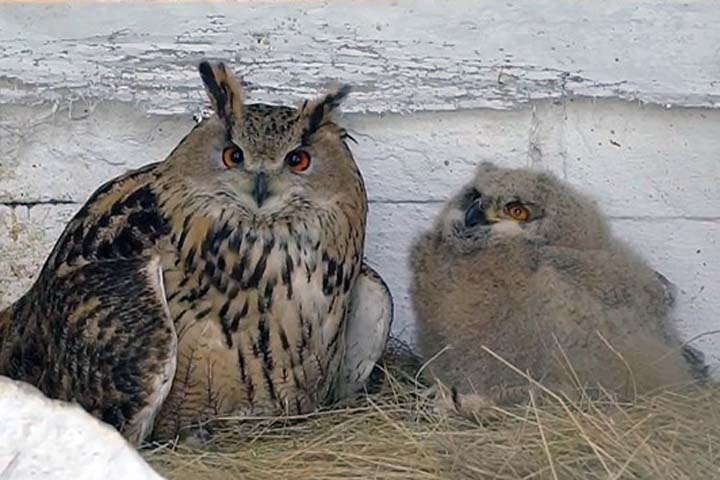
left=142, top=356, right=720, bottom=480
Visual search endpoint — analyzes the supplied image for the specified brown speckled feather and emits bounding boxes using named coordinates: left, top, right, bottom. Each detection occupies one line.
left=0, top=253, right=176, bottom=444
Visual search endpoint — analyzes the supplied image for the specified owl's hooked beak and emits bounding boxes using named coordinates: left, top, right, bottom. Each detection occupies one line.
left=252, top=172, right=268, bottom=207
left=464, top=201, right=490, bottom=228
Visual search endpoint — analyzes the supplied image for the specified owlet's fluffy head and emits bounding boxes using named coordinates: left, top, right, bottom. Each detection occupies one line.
left=436, top=162, right=611, bottom=253
left=161, top=61, right=364, bottom=223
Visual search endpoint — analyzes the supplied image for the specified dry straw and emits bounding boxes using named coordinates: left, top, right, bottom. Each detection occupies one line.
left=142, top=344, right=720, bottom=480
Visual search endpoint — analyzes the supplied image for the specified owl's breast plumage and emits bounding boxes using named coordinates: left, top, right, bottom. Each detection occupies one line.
left=154, top=205, right=362, bottom=433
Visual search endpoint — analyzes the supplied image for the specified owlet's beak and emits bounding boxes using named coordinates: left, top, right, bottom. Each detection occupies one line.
left=464, top=201, right=489, bottom=227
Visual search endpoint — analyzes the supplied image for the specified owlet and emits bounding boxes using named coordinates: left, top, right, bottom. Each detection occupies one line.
left=411, top=162, right=706, bottom=414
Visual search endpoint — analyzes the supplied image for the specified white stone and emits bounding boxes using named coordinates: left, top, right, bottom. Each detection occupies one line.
left=0, top=377, right=165, bottom=480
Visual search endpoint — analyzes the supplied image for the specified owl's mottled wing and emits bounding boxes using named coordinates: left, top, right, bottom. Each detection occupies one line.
left=1, top=256, right=177, bottom=446
left=332, top=263, right=393, bottom=400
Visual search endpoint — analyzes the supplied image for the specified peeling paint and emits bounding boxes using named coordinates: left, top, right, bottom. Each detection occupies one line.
left=0, top=1, right=719, bottom=114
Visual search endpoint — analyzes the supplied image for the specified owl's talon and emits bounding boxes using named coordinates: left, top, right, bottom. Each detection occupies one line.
left=178, top=422, right=215, bottom=448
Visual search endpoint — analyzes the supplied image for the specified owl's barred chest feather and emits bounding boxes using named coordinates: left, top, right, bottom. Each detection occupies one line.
left=155, top=205, right=362, bottom=423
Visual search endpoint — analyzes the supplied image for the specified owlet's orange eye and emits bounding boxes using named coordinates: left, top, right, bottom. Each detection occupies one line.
left=505, top=202, right=530, bottom=221
left=286, top=150, right=312, bottom=173
left=222, top=145, right=244, bottom=169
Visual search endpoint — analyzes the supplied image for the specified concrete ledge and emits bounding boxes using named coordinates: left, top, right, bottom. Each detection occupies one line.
left=0, top=0, right=718, bottom=115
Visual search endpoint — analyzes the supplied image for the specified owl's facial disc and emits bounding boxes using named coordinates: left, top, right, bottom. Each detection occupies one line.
left=456, top=189, right=539, bottom=249
left=463, top=191, right=534, bottom=229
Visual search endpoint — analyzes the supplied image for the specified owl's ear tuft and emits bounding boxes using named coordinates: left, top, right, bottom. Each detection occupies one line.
left=301, top=84, right=351, bottom=143
left=198, top=60, right=244, bottom=120
left=318, top=84, right=352, bottom=112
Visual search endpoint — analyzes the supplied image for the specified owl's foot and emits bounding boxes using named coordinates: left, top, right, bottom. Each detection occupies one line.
left=431, top=381, right=498, bottom=421
left=177, top=422, right=215, bottom=448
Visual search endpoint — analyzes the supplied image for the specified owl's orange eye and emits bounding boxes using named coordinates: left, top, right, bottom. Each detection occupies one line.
left=505, top=202, right=530, bottom=221
left=222, top=145, right=244, bottom=169
left=286, top=150, right=312, bottom=173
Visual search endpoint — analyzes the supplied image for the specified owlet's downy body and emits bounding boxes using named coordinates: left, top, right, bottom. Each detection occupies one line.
left=0, top=62, right=392, bottom=444
left=411, top=163, right=706, bottom=414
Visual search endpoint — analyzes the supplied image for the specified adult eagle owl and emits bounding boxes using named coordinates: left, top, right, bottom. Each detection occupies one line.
left=0, top=61, right=393, bottom=444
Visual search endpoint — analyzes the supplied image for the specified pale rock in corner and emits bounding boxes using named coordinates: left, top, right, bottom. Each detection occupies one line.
left=0, top=376, right=165, bottom=480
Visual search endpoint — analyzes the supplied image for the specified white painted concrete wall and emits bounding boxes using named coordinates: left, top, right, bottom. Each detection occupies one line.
left=1, top=1, right=718, bottom=373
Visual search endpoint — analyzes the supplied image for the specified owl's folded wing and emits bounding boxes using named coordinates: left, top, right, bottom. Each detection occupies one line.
left=332, top=262, right=393, bottom=400
left=3, top=255, right=178, bottom=446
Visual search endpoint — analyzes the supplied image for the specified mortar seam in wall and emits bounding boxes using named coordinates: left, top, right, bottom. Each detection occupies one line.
left=559, top=76, right=569, bottom=180
left=527, top=102, right=542, bottom=169
left=0, top=200, right=77, bottom=208
left=609, top=215, right=720, bottom=222
left=2, top=200, right=720, bottom=223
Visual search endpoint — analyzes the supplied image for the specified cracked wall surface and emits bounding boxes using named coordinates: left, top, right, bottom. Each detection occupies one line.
left=0, top=0, right=718, bottom=373
left=1, top=1, right=719, bottom=114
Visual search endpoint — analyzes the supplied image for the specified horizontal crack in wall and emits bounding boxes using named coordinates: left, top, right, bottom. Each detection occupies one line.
left=1, top=199, right=719, bottom=223
left=0, top=200, right=78, bottom=207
